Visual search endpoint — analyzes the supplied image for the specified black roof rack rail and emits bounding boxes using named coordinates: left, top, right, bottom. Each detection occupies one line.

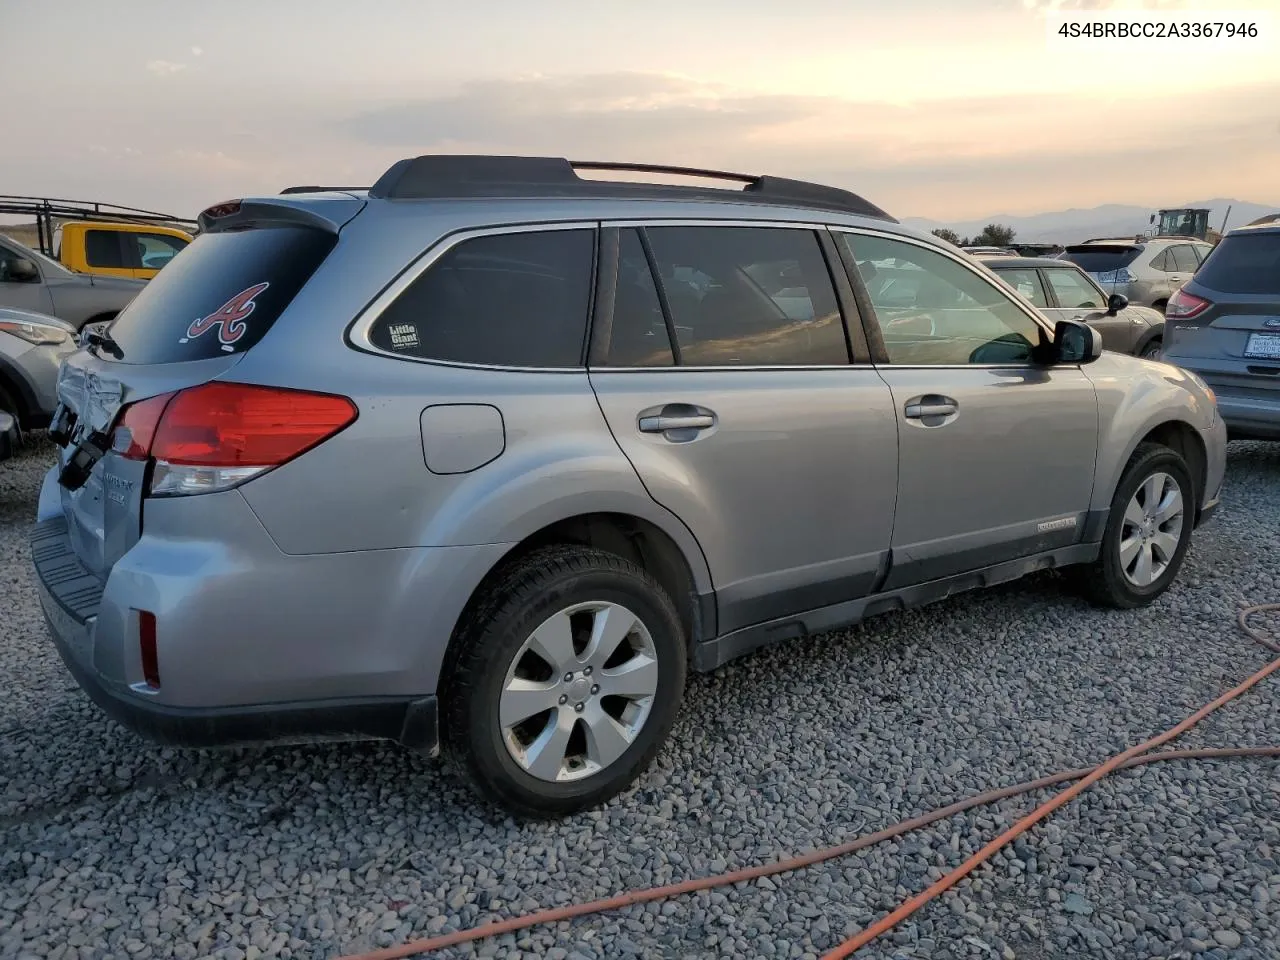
left=366, top=155, right=895, bottom=221
left=0, top=195, right=198, bottom=257
left=279, top=185, right=370, bottom=195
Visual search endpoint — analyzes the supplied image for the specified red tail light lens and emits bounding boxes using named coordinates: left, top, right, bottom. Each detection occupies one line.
left=114, top=393, right=176, bottom=460
left=1166, top=289, right=1211, bottom=320
left=150, top=382, right=357, bottom=466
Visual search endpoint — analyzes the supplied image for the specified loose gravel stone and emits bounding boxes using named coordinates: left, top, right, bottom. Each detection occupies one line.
left=2, top=438, right=1279, bottom=959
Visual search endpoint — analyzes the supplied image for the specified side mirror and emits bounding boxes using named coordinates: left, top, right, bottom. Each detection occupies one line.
left=1054, top=319, right=1103, bottom=364
left=1106, top=292, right=1128, bottom=316
left=3, top=257, right=40, bottom=283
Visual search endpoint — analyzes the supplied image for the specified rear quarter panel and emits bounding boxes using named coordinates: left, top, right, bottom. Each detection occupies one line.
left=1084, top=353, right=1217, bottom=511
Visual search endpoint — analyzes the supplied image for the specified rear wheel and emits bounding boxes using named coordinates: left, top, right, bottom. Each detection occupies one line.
left=1075, top=443, right=1194, bottom=609
left=1140, top=337, right=1163, bottom=360
left=443, top=546, right=687, bottom=818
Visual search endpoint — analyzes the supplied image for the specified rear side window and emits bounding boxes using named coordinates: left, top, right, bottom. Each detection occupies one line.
left=369, top=229, right=595, bottom=367
left=1170, top=245, right=1199, bottom=273
left=1194, top=233, right=1280, bottom=295
left=85, top=230, right=126, bottom=269
left=627, top=226, right=847, bottom=367
left=105, top=225, right=337, bottom=364
left=1062, top=246, right=1141, bottom=273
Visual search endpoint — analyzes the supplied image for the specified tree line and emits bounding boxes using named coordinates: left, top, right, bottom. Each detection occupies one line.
left=930, top=224, right=1016, bottom=247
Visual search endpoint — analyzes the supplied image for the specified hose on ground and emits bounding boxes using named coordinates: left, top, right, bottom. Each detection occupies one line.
left=336, top=603, right=1280, bottom=960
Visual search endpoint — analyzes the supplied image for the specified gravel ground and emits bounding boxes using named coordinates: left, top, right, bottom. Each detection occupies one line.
left=2, top=437, right=1278, bottom=960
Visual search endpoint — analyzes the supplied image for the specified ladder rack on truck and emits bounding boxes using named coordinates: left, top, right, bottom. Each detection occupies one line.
left=0, top=196, right=198, bottom=257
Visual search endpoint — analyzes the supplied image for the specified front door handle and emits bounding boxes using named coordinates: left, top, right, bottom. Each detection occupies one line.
left=639, top=413, right=715, bottom=432
left=904, top=399, right=958, bottom=419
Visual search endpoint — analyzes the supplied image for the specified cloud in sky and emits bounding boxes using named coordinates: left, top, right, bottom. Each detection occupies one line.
left=4, top=0, right=1276, bottom=222
left=145, top=59, right=186, bottom=76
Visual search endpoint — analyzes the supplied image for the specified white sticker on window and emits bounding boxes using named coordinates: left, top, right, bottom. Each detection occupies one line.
left=387, top=323, right=420, bottom=351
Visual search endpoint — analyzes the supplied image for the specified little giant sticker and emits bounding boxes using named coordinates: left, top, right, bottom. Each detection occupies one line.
left=387, top=323, right=421, bottom=351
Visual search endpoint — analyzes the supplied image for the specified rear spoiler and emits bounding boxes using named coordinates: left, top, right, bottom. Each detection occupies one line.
left=198, top=194, right=366, bottom=234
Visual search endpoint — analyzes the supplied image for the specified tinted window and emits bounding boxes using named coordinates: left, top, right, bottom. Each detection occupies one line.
left=1170, top=245, right=1199, bottom=273
left=105, top=225, right=336, bottom=364
left=991, top=267, right=1049, bottom=308
left=370, top=229, right=594, bottom=367
left=1062, top=246, right=1141, bottom=273
left=641, top=226, right=847, bottom=366
left=1043, top=267, right=1105, bottom=309
left=1150, top=249, right=1172, bottom=272
left=1193, top=243, right=1215, bottom=264
left=1194, top=233, right=1280, bottom=295
left=843, top=233, right=1043, bottom=366
left=85, top=230, right=126, bottom=269
left=604, top=228, right=674, bottom=367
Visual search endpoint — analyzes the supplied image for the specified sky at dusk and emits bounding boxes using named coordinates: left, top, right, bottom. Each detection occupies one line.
left=2, top=0, right=1278, bottom=223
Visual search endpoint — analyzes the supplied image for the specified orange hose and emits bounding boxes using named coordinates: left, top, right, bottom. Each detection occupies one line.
left=334, top=604, right=1280, bottom=960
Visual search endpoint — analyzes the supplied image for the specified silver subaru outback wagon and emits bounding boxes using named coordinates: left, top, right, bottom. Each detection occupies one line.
left=33, top=156, right=1225, bottom=817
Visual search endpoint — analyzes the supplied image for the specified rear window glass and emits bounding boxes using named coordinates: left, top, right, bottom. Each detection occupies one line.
left=368, top=229, right=595, bottom=367
left=105, top=226, right=336, bottom=365
left=1194, top=233, right=1280, bottom=295
left=1061, top=246, right=1141, bottom=273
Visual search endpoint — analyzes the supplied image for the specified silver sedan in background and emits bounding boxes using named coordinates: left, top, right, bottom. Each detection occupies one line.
left=0, top=306, right=79, bottom=457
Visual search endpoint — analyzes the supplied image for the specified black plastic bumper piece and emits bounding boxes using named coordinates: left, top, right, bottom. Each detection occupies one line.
left=32, top=518, right=438, bottom=755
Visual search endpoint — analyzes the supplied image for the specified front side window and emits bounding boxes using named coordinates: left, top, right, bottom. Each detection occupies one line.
left=630, top=225, right=848, bottom=367
left=134, top=233, right=189, bottom=270
left=1043, top=267, right=1106, bottom=310
left=841, top=233, right=1044, bottom=365
left=84, top=230, right=127, bottom=269
left=370, top=228, right=596, bottom=368
left=992, top=267, right=1049, bottom=308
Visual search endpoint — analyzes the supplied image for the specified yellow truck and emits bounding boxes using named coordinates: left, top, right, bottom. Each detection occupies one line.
left=53, top=221, right=194, bottom=280
left=0, top=196, right=197, bottom=280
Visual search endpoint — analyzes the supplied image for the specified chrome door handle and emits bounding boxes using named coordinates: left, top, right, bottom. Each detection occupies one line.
left=904, top=401, right=957, bottom=419
left=639, top=414, right=715, bottom=432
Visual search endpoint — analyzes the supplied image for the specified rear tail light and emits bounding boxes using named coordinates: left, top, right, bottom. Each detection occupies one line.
left=1166, top=289, right=1212, bottom=320
left=112, top=382, right=357, bottom=496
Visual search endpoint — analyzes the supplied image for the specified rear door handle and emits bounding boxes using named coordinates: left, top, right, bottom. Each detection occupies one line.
left=904, top=400, right=958, bottom=419
left=639, top=414, right=715, bottom=432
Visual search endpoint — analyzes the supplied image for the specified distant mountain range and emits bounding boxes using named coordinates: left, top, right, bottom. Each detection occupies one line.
left=903, top=199, right=1280, bottom=245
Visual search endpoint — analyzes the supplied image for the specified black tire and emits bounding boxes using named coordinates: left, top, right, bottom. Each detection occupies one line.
left=0, top=381, right=23, bottom=445
left=442, top=545, right=688, bottom=818
left=1074, top=442, right=1195, bottom=609
left=1140, top=337, right=1163, bottom=360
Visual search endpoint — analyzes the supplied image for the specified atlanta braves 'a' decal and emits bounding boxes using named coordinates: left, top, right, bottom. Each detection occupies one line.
left=184, top=282, right=270, bottom=346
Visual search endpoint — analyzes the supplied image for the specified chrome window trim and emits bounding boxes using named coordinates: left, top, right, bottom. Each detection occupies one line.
left=346, top=215, right=1069, bottom=374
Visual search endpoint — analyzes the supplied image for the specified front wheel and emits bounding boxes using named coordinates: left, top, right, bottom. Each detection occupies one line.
left=442, top=546, right=687, bottom=818
left=1074, top=443, right=1194, bottom=609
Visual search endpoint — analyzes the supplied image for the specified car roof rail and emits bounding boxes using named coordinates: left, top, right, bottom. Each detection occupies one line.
left=279, top=185, right=371, bottom=195
left=366, top=155, right=896, bottom=221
